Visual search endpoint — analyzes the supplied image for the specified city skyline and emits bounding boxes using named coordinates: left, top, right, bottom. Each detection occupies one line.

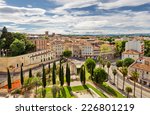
left=0, top=0, right=150, bottom=35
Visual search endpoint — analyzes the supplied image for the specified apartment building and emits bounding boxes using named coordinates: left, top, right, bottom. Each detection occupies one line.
left=122, top=40, right=144, bottom=60
left=129, top=57, right=150, bottom=87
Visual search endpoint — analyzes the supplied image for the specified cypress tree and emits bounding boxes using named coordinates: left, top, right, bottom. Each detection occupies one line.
left=52, top=62, right=56, bottom=85
left=42, top=64, right=46, bottom=88
left=66, top=63, right=70, bottom=86
left=60, top=66, right=64, bottom=86
left=48, top=63, right=50, bottom=79
left=20, top=65, right=24, bottom=87
left=29, top=68, right=32, bottom=78
left=80, top=66, right=83, bottom=84
left=82, top=65, right=86, bottom=85
left=59, top=60, right=61, bottom=84
left=7, top=68, right=12, bottom=92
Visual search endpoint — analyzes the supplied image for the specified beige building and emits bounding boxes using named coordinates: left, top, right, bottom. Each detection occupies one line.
left=129, top=57, right=150, bottom=87
left=31, top=39, right=49, bottom=51
left=0, top=49, right=56, bottom=71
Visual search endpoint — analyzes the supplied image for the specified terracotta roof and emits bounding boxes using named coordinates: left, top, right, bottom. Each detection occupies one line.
left=123, top=50, right=141, bottom=55
left=130, top=63, right=150, bottom=72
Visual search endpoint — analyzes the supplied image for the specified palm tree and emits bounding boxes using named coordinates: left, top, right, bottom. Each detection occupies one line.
left=107, top=61, right=111, bottom=74
left=120, top=67, right=128, bottom=91
left=112, top=69, right=117, bottom=85
left=125, top=86, right=132, bottom=98
left=131, top=71, right=139, bottom=97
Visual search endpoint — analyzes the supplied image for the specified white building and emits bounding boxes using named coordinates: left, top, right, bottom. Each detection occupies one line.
left=129, top=57, right=150, bottom=87
left=81, top=43, right=93, bottom=58
left=122, top=40, right=144, bottom=60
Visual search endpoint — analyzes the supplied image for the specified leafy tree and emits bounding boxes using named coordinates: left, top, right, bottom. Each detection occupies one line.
left=52, top=62, right=56, bottom=85
left=20, top=65, right=24, bottom=88
left=32, top=76, right=42, bottom=97
left=131, top=71, right=139, bottom=97
left=144, top=40, right=150, bottom=57
left=60, top=66, right=64, bottom=86
left=66, top=63, right=71, bottom=86
left=100, top=44, right=111, bottom=53
left=29, top=68, right=32, bottom=78
left=7, top=68, right=12, bottom=93
left=120, top=67, right=128, bottom=91
left=93, top=68, right=108, bottom=84
left=10, top=38, right=25, bottom=56
left=63, top=50, right=72, bottom=58
left=25, top=40, right=36, bottom=53
left=123, top=58, right=134, bottom=67
left=42, top=64, right=46, bottom=88
left=101, top=60, right=106, bottom=68
left=112, top=69, right=117, bottom=85
left=125, top=86, right=132, bottom=98
left=85, top=58, right=96, bottom=78
left=115, top=40, right=127, bottom=57
left=107, top=61, right=111, bottom=74
left=116, top=60, right=123, bottom=68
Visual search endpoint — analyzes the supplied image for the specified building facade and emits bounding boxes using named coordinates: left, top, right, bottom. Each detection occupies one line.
left=129, top=57, right=150, bottom=87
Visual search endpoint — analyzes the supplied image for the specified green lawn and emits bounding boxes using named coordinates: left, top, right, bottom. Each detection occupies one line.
left=37, top=83, right=107, bottom=98
left=99, top=83, right=125, bottom=98
left=71, top=84, right=107, bottom=98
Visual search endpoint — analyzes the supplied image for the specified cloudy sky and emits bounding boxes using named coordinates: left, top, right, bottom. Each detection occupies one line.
left=0, top=0, right=150, bottom=35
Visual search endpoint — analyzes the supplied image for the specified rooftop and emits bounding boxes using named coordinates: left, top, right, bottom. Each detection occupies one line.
left=123, top=50, right=141, bottom=55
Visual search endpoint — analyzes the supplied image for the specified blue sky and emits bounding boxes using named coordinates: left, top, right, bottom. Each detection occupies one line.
left=0, top=0, right=150, bottom=35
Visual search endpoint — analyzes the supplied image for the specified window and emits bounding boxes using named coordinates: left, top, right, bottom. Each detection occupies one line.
left=147, top=72, right=148, bottom=74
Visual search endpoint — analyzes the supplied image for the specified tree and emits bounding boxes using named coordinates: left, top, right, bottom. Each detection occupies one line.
left=107, top=61, right=111, bottom=74
left=52, top=62, right=56, bottom=85
left=85, top=58, right=96, bottom=78
left=2, top=26, right=7, bottom=34
left=112, top=69, right=117, bottom=85
left=115, top=40, right=127, bottom=57
left=48, top=63, right=51, bottom=81
left=125, top=86, right=132, bottom=98
left=20, top=65, right=24, bottom=88
left=32, top=76, right=42, bottom=97
left=29, top=68, right=32, bottom=78
left=120, top=67, right=128, bottom=91
left=101, top=60, right=106, bottom=68
left=131, top=71, right=139, bottom=97
left=25, top=40, right=36, bottom=53
left=116, top=60, right=123, bottom=68
left=80, top=65, right=86, bottom=85
left=93, top=68, right=108, bottom=84
left=66, top=63, right=71, bottom=86
left=144, top=40, right=150, bottom=57
left=63, top=50, right=72, bottom=58
left=10, top=38, right=25, bottom=56
left=60, top=66, right=64, bottom=86
left=7, top=68, right=12, bottom=93
left=42, top=64, right=46, bottom=88
left=59, top=60, right=62, bottom=85
left=123, top=58, right=134, bottom=67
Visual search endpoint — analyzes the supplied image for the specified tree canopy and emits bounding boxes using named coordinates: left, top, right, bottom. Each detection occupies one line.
left=85, top=58, right=96, bottom=76
left=63, top=50, right=72, bottom=58
left=123, top=58, right=134, bottom=67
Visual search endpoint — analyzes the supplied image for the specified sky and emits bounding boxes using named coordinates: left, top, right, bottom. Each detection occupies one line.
left=0, top=0, right=150, bottom=35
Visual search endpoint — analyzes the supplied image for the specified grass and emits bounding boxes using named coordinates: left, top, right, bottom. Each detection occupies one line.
left=99, top=83, right=125, bottom=98
left=86, top=84, right=107, bottom=98
left=37, top=86, right=74, bottom=98
left=71, top=84, right=107, bottom=98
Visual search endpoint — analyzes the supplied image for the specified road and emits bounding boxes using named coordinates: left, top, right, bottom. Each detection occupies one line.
left=107, top=65, right=150, bottom=98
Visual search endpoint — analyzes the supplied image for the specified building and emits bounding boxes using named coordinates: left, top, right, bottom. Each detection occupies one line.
left=129, top=57, right=150, bottom=87
left=0, top=49, right=56, bottom=71
left=30, top=39, right=49, bottom=51
left=122, top=40, right=144, bottom=60
left=81, top=43, right=93, bottom=58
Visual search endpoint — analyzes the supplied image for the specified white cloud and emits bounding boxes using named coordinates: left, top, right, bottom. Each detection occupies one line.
left=98, top=0, right=150, bottom=9
left=49, top=0, right=98, bottom=14
left=0, top=0, right=6, bottom=6
left=27, top=5, right=32, bottom=8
